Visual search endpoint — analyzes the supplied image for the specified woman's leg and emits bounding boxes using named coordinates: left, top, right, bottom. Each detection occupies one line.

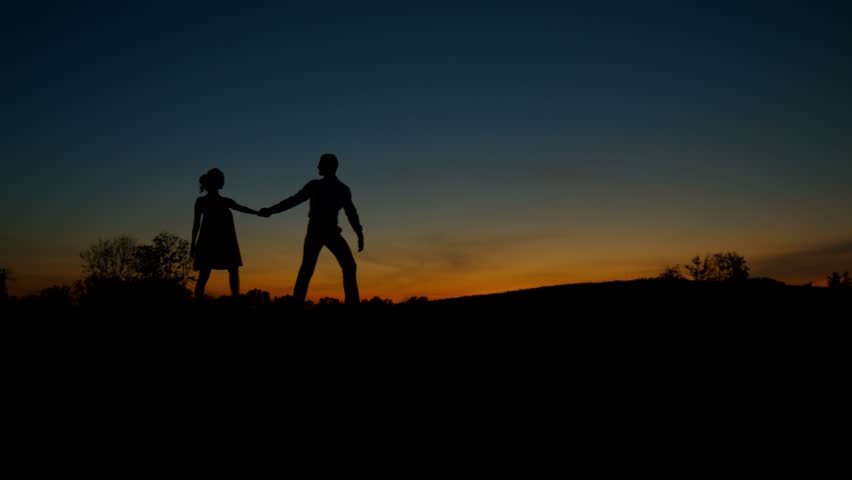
left=228, top=267, right=240, bottom=297
left=196, top=268, right=211, bottom=299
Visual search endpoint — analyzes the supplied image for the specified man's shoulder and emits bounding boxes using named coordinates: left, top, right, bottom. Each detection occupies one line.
left=296, top=179, right=320, bottom=194
left=317, top=177, right=350, bottom=190
left=334, top=178, right=352, bottom=192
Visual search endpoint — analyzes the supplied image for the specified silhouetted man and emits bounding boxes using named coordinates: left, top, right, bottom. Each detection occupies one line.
left=259, top=154, right=364, bottom=305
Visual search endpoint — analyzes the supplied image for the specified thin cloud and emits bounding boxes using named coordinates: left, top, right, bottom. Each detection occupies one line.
left=362, top=230, right=559, bottom=273
left=753, top=239, right=852, bottom=284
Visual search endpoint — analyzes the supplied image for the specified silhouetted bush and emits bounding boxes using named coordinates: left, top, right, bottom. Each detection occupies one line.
left=363, top=296, right=393, bottom=306
left=748, top=277, right=787, bottom=288
left=403, top=296, right=429, bottom=304
left=0, top=267, right=7, bottom=303
left=246, top=289, right=272, bottom=306
left=15, top=285, right=75, bottom=311
left=657, top=265, right=686, bottom=281
left=827, top=271, right=851, bottom=289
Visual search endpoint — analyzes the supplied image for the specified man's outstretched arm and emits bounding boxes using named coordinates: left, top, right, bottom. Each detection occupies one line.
left=260, top=182, right=314, bottom=217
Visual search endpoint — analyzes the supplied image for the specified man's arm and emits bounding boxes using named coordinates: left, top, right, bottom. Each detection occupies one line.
left=261, top=181, right=314, bottom=217
left=343, top=191, right=364, bottom=252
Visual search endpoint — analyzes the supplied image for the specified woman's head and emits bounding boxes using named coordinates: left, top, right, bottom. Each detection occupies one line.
left=199, top=168, right=225, bottom=192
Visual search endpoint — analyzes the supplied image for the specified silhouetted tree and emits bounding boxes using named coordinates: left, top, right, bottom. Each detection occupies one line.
left=718, top=252, right=750, bottom=282
left=827, top=271, right=851, bottom=289
left=685, top=256, right=712, bottom=281
left=79, top=233, right=193, bottom=306
left=319, top=297, right=341, bottom=306
left=657, top=265, right=685, bottom=281
left=80, top=236, right=138, bottom=281
left=685, top=252, right=749, bottom=282
left=134, top=232, right=193, bottom=285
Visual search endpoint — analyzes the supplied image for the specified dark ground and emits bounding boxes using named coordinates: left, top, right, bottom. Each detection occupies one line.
left=3, top=279, right=845, bottom=438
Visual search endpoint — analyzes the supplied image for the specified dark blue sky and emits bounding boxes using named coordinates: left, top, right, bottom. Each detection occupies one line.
left=3, top=1, right=851, bottom=297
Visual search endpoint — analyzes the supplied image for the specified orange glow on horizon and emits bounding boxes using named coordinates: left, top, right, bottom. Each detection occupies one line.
left=4, top=236, right=848, bottom=301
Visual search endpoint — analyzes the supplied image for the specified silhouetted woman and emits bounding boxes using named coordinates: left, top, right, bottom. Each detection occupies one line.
left=190, top=168, right=257, bottom=298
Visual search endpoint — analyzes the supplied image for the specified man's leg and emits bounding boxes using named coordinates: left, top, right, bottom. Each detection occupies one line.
left=326, top=232, right=359, bottom=305
left=294, top=232, right=323, bottom=303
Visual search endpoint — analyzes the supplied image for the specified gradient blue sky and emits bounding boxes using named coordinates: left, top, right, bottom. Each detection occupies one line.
left=2, top=1, right=851, bottom=299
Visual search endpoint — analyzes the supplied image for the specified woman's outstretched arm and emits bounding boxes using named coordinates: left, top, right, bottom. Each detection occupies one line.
left=228, top=198, right=258, bottom=215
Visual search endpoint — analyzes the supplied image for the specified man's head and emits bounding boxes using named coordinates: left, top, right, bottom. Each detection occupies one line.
left=318, top=153, right=339, bottom=176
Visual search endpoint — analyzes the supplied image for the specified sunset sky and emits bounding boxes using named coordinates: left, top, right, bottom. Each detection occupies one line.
left=3, top=1, right=851, bottom=300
